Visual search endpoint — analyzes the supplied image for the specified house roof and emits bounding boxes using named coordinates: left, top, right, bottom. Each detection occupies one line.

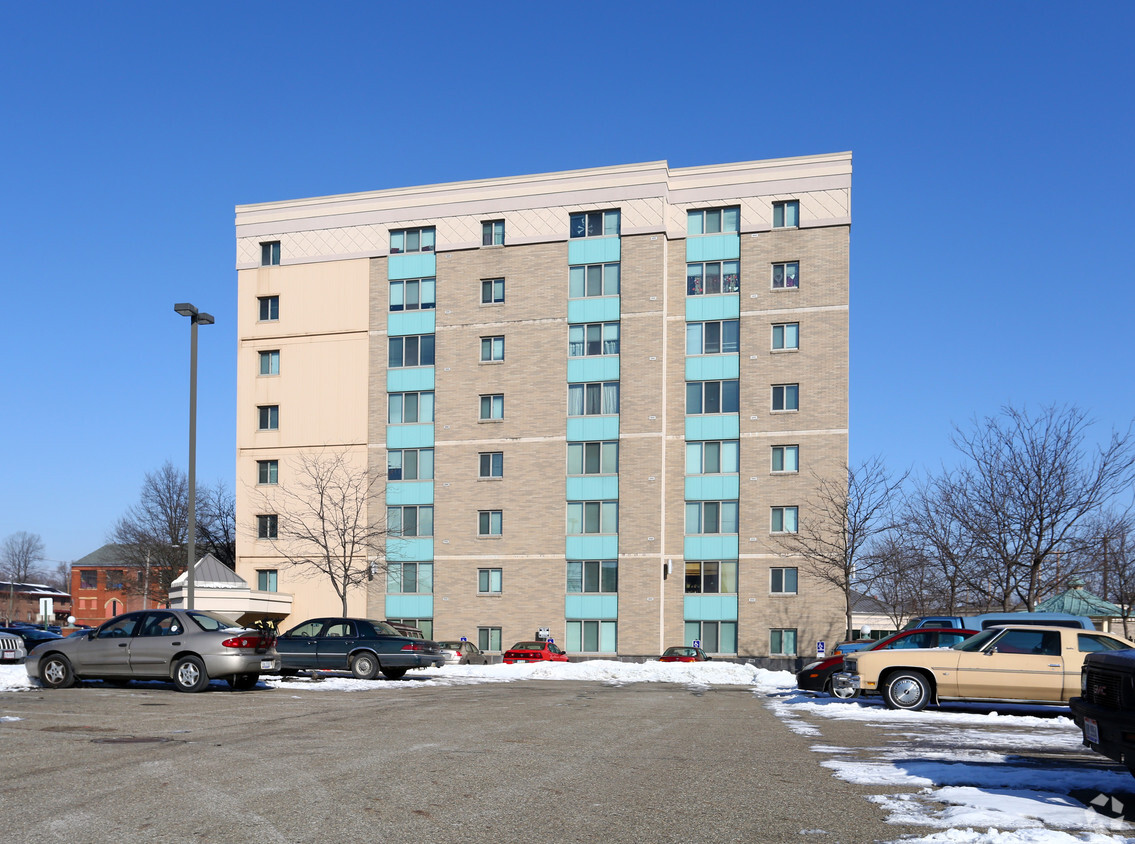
left=170, top=554, right=247, bottom=590
left=0, top=581, right=70, bottom=598
left=1037, top=581, right=1122, bottom=618
left=850, top=590, right=889, bottom=613
left=73, top=543, right=132, bottom=568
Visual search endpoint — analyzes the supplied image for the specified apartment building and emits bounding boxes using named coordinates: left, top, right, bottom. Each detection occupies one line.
left=234, top=154, right=850, bottom=661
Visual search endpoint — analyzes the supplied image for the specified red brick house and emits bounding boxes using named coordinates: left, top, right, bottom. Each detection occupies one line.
left=70, top=544, right=164, bottom=627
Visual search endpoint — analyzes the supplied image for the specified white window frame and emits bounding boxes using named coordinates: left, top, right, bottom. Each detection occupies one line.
left=686, top=380, right=740, bottom=415
left=481, top=278, right=505, bottom=304
left=478, top=510, right=503, bottom=536
left=566, top=501, right=618, bottom=535
left=260, top=241, right=280, bottom=266
left=389, top=278, right=436, bottom=312
left=478, top=568, right=503, bottom=593
left=687, top=260, right=740, bottom=296
left=479, top=452, right=503, bottom=478
left=772, top=261, right=799, bottom=289
left=772, top=384, right=799, bottom=412
left=570, top=209, right=620, bottom=239
left=479, top=394, right=504, bottom=420
left=772, top=200, right=799, bottom=228
left=686, top=320, right=740, bottom=355
left=257, top=459, right=278, bottom=485
left=685, top=441, right=740, bottom=475
left=771, top=506, right=799, bottom=534
left=771, top=322, right=799, bottom=351
left=685, top=501, right=739, bottom=535
left=258, top=295, right=279, bottom=321
left=480, top=336, right=505, bottom=362
left=388, top=391, right=434, bottom=424
left=390, top=227, right=435, bottom=254
left=387, top=448, right=434, bottom=481
left=257, top=405, right=279, bottom=431
left=569, top=262, right=620, bottom=298
left=771, top=445, right=799, bottom=474
left=482, top=220, right=505, bottom=246
left=568, top=322, right=620, bottom=357
left=388, top=505, right=434, bottom=538
left=567, top=441, right=618, bottom=475
left=258, top=350, right=280, bottom=376
left=770, top=567, right=798, bottom=595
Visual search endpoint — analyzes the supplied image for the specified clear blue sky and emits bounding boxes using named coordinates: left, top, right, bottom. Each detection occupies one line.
left=1, top=2, right=1132, bottom=566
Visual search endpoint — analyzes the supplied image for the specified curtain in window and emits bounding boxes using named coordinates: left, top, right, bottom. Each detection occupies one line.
left=585, top=383, right=602, bottom=415
left=568, top=326, right=585, bottom=357
left=568, top=385, right=584, bottom=416
left=720, top=561, right=738, bottom=593
left=602, top=382, right=619, bottom=414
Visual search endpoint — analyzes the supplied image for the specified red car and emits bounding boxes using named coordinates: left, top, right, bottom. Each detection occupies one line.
left=659, top=646, right=710, bottom=663
left=502, top=641, right=569, bottom=664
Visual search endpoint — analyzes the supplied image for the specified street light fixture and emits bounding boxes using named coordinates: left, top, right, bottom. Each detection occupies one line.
left=174, top=302, right=214, bottom=610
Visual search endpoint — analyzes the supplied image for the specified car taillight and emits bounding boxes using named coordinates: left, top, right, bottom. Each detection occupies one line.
left=221, top=635, right=263, bottom=649
left=401, top=643, right=427, bottom=652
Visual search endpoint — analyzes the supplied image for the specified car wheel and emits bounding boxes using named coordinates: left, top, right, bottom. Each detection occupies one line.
left=40, top=654, right=76, bottom=689
left=172, top=655, right=210, bottom=693
left=381, top=667, right=408, bottom=681
left=351, top=653, right=379, bottom=680
left=227, top=673, right=259, bottom=691
left=826, top=678, right=859, bottom=700
left=883, top=670, right=932, bottom=711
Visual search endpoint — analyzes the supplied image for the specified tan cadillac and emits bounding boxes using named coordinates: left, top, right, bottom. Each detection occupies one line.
left=833, top=625, right=1134, bottom=711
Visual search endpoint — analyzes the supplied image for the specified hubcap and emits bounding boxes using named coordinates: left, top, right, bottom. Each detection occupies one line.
left=891, top=678, right=923, bottom=706
left=178, top=663, right=201, bottom=687
left=45, top=661, right=65, bottom=684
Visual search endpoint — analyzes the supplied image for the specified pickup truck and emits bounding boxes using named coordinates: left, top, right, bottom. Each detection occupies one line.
left=1070, top=649, right=1135, bottom=777
left=901, top=612, right=1095, bottom=631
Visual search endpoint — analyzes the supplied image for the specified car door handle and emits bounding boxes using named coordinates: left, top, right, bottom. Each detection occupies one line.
left=118, top=643, right=128, bottom=648
left=170, top=641, right=181, bottom=646
left=1049, top=664, right=1060, bottom=668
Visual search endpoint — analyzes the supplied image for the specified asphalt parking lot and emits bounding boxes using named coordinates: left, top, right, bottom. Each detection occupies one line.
left=0, top=677, right=935, bottom=844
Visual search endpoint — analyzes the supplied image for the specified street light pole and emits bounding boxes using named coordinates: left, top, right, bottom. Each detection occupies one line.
left=174, top=302, right=214, bottom=610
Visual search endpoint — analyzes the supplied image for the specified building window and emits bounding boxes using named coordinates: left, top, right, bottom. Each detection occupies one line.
left=258, top=295, right=279, bottom=321
left=686, top=380, right=740, bottom=415
left=388, top=617, right=434, bottom=639
left=685, top=441, right=739, bottom=475
left=257, top=460, right=278, bottom=485
left=770, top=628, right=798, bottom=656
left=771, top=567, right=798, bottom=594
left=567, top=441, right=618, bottom=475
left=568, top=382, right=619, bottom=416
left=772, top=323, right=799, bottom=350
left=771, top=445, right=799, bottom=473
left=257, top=514, right=278, bottom=539
left=258, top=350, right=280, bottom=375
left=772, top=261, right=799, bottom=289
left=478, top=627, right=502, bottom=651
left=257, top=405, right=279, bottom=431
left=686, top=620, right=736, bottom=654
left=389, top=505, right=434, bottom=538
left=388, top=448, right=434, bottom=481
left=260, top=241, right=280, bottom=266
left=482, top=220, right=505, bottom=246
left=481, top=278, right=505, bottom=304
left=257, top=569, right=278, bottom=592
left=687, top=261, right=740, bottom=296
left=687, top=206, right=740, bottom=235
left=389, top=278, right=436, bottom=312
left=567, top=560, right=618, bottom=593
left=771, top=506, right=799, bottom=534
left=389, top=334, right=435, bottom=368
left=570, top=209, right=620, bottom=238
left=478, top=568, right=503, bottom=594
left=480, top=336, right=505, bottom=362
left=566, top=501, right=618, bottom=535
left=773, top=200, right=799, bottom=228
left=390, top=227, right=435, bottom=254
left=478, top=510, right=503, bottom=536
left=479, top=452, right=503, bottom=478
left=389, top=391, right=434, bottom=424
left=387, top=562, right=434, bottom=594
left=106, top=570, right=124, bottom=590
left=479, top=394, right=504, bottom=420
left=685, top=501, right=739, bottom=535
left=80, top=570, right=97, bottom=590
left=686, top=320, right=739, bottom=355
left=569, top=263, right=620, bottom=298
left=772, top=384, right=799, bottom=412
left=684, top=561, right=738, bottom=594
left=566, top=620, right=617, bottom=653
left=568, top=322, right=619, bottom=357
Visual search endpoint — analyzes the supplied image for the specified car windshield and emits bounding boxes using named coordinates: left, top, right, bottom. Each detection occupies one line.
left=951, top=629, right=1000, bottom=652
left=187, top=611, right=245, bottom=632
left=665, top=648, right=697, bottom=656
left=510, top=642, right=544, bottom=650
left=371, top=621, right=399, bottom=635
left=437, top=641, right=464, bottom=649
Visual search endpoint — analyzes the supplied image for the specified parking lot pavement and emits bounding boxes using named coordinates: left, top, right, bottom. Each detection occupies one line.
left=0, top=680, right=930, bottom=844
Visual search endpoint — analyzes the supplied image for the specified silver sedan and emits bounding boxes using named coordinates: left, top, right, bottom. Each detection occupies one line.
left=26, top=609, right=280, bottom=692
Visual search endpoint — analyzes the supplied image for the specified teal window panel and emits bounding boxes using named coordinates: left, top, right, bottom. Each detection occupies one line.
left=566, top=535, right=618, bottom=559
left=388, top=311, right=436, bottom=337
left=568, top=357, right=620, bottom=383
left=386, top=536, right=434, bottom=562
left=686, top=234, right=740, bottom=263
left=685, top=415, right=740, bottom=441
left=567, top=416, right=619, bottom=442
left=567, top=297, right=621, bottom=324
left=685, top=355, right=739, bottom=382
left=385, top=594, right=434, bottom=618
left=386, top=481, right=435, bottom=506
left=386, top=424, right=434, bottom=449
left=684, top=535, right=739, bottom=560
left=568, top=237, right=620, bottom=265
left=389, top=253, right=436, bottom=280
left=683, top=594, right=738, bottom=622
left=685, top=294, right=740, bottom=322
left=684, top=475, right=740, bottom=501
left=566, top=476, right=618, bottom=501
left=387, top=367, right=435, bottom=393
left=565, top=594, right=618, bottom=620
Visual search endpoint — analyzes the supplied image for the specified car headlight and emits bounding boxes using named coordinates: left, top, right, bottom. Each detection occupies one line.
left=1081, top=668, right=1088, bottom=693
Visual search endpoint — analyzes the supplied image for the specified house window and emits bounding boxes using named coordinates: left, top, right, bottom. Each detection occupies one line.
left=567, top=560, right=618, bottom=593
left=387, top=448, right=434, bottom=481
left=257, top=569, right=278, bottom=592
left=566, top=501, right=618, bottom=535
left=685, top=441, right=739, bottom=475
left=390, top=227, right=435, bottom=254
left=480, top=336, right=505, bottom=362
left=481, top=278, right=505, bottom=304
left=478, top=568, right=503, bottom=594
left=771, top=445, right=799, bottom=473
left=568, top=322, right=619, bottom=357
left=479, top=452, right=503, bottom=478
left=479, top=394, right=504, bottom=420
left=772, top=262, right=799, bottom=289
left=478, top=627, right=502, bottom=651
left=106, top=570, right=124, bottom=590
left=771, top=567, right=798, bottom=594
left=687, top=206, right=740, bottom=235
left=569, top=263, right=620, bottom=298
left=482, top=220, right=505, bottom=246
left=257, top=460, right=278, bottom=485
left=570, top=209, right=620, bottom=238
left=80, top=570, right=97, bottom=590
left=685, top=501, right=739, bottom=535
left=687, top=261, right=740, bottom=296
left=566, top=620, right=617, bottom=653
left=261, top=241, right=280, bottom=266
left=258, top=295, right=279, bottom=321
left=684, top=561, right=738, bottom=594
left=771, top=506, right=799, bottom=534
left=773, top=200, right=799, bottom=228
left=772, top=323, right=799, bottom=350
left=387, top=562, right=434, bottom=594
left=389, top=278, right=436, bottom=311
left=770, top=628, right=798, bottom=656
left=388, top=391, right=435, bottom=424
left=772, top=384, right=799, bottom=412
left=388, top=505, right=434, bottom=537
left=259, top=350, right=280, bottom=375
left=478, top=510, right=503, bottom=536
left=685, top=620, right=736, bottom=654
left=567, top=382, right=619, bottom=416
left=686, top=320, right=740, bottom=355
left=567, top=441, right=618, bottom=475
left=389, top=334, right=435, bottom=368
left=257, top=405, right=279, bottom=431
left=686, top=380, right=740, bottom=415
left=257, top=514, right=278, bottom=539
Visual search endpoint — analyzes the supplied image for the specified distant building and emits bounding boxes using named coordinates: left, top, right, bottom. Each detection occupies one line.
left=70, top=543, right=162, bottom=627
left=0, top=580, right=71, bottom=627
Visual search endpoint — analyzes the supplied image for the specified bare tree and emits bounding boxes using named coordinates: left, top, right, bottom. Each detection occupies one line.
left=1071, top=511, right=1135, bottom=638
left=3, top=531, right=46, bottom=622
left=197, top=481, right=237, bottom=569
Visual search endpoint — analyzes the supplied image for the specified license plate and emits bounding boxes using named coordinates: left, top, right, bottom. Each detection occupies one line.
left=260, top=659, right=274, bottom=670
left=1084, top=717, right=1099, bottom=745
left=2, top=650, right=14, bottom=660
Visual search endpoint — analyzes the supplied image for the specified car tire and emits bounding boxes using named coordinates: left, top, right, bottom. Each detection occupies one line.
left=40, top=654, right=76, bottom=689
left=826, top=678, right=859, bottom=700
left=381, top=667, right=408, bottom=681
left=350, top=653, right=379, bottom=680
left=172, top=655, right=210, bottom=693
left=227, top=673, right=259, bottom=691
left=882, top=670, right=932, bottom=711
